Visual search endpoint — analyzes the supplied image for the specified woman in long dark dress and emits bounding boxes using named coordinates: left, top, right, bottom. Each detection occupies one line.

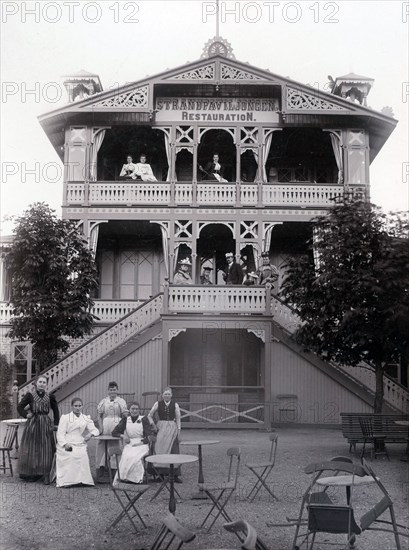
left=17, top=375, right=59, bottom=484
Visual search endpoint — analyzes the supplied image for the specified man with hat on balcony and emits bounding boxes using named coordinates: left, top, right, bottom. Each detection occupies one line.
left=173, top=258, right=193, bottom=285
left=222, top=252, right=244, bottom=285
left=256, top=252, right=279, bottom=287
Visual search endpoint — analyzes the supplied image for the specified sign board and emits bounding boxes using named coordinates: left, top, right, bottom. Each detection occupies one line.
left=155, top=97, right=279, bottom=123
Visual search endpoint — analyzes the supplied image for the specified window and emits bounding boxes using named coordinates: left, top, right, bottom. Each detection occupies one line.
left=12, top=343, right=34, bottom=387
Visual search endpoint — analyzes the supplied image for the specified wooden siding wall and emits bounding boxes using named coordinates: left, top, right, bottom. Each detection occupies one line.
left=58, top=337, right=163, bottom=418
left=269, top=342, right=372, bottom=425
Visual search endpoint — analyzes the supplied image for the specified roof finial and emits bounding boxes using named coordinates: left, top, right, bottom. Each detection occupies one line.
left=216, top=0, right=220, bottom=38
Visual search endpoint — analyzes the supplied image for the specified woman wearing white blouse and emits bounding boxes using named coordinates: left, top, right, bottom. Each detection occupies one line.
left=56, top=398, right=99, bottom=487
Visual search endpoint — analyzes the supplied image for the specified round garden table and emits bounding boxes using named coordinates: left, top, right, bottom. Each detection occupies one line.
left=145, top=454, right=198, bottom=514
left=181, top=439, right=220, bottom=499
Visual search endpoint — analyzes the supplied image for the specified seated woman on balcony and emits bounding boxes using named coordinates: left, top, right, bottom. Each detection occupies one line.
left=134, top=154, right=158, bottom=182
left=173, top=258, right=193, bottom=285
left=199, top=153, right=228, bottom=182
left=111, top=402, right=152, bottom=485
left=56, top=397, right=99, bottom=488
left=119, top=155, right=137, bottom=180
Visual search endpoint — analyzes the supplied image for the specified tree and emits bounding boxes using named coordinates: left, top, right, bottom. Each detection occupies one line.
left=6, top=203, right=99, bottom=373
left=280, top=199, right=409, bottom=413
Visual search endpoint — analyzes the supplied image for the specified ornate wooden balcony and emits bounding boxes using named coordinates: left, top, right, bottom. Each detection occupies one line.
left=65, top=182, right=343, bottom=208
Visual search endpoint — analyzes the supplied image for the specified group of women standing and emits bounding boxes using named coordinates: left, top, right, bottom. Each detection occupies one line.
left=17, top=378, right=182, bottom=487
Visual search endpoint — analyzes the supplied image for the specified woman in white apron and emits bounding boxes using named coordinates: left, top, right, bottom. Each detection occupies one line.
left=111, top=402, right=151, bottom=484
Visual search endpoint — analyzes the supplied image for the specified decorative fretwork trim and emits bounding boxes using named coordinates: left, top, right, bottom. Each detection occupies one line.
left=247, top=329, right=265, bottom=343
left=89, top=85, right=149, bottom=108
left=287, top=87, right=351, bottom=111
left=221, top=63, right=263, bottom=81
left=240, top=221, right=258, bottom=239
left=167, top=64, right=216, bottom=80
left=197, top=221, right=235, bottom=237
left=169, top=328, right=186, bottom=341
left=175, top=220, right=193, bottom=239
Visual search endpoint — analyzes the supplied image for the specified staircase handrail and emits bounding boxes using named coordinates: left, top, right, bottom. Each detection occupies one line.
left=271, top=294, right=409, bottom=412
left=18, top=293, right=164, bottom=398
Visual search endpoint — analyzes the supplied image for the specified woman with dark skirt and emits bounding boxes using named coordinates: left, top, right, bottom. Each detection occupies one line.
left=17, top=375, right=59, bottom=484
left=148, top=387, right=182, bottom=482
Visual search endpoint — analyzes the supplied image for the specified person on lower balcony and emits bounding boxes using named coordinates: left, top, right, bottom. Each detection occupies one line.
left=173, top=258, right=193, bottom=285
left=256, top=252, right=279, bottom=287
left=200, top=266, right=213, bottom=285
left=148, top=387, right=182, bottom=483
left=134, top=154, right=158, bottom=182
left=199, top=153, right=228, bottom=182
left=222, top=252, right=244, bottom=285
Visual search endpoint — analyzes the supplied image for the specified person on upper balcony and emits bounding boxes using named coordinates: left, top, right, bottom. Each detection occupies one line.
left=133, top=154, right=158, bottom=182
left=199, top=153, right=228, bottom=182
left=173, top=258, right=193, bottom=285
left=119, top=155, right=137, bottom=180
left=256, top=252, right=279, bottom=287
left=222, top=252, right=244, bottom=285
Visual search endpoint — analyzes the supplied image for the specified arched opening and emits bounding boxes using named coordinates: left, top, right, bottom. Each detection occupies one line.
left=196, top=223, right=235, bottom=284
left=198, top=129, right=236, bottom=182
left=175, top=149, right=193, bottom=181
left=240, top=150, right=258, bottom=182
left=97, top=126, right=168, bottom=181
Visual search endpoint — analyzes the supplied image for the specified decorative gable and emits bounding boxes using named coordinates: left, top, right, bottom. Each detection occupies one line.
left=164, top=63, right=216, bottom=81
left=81, top=85, right=149, bottom=109
left=286, top=86, right=353, bottom=112
left=220, top=63, right=264, bottom=81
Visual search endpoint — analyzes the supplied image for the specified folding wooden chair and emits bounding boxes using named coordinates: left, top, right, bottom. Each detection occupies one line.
left=106, top=449, right=151, bottom=534
left=359, top=459, right=408, bottom=549
left=0, top=424, right=19, bottom=477
left=149, top=514, right=196, bottom=549
left=223, top=519, right=269, bottom=550
left=245, top=433, right=278, bottom=502
left=359, top=417, right=389, bottom=460
left=200, top=447, right=241, bottom=532
left=290, top=460, right=367, bottom=549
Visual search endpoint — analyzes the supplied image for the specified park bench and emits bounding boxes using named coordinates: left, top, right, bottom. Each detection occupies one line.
left=340, top=413, right=409, bottom=453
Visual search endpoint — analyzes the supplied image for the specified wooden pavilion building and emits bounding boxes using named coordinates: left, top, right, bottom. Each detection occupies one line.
left=2, top=37, right=408, bottom=426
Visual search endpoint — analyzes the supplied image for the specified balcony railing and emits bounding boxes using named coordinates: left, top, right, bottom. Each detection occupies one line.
left=66, top=182, right=343, bottom=208
left=0, top=300, right=143, bottom=325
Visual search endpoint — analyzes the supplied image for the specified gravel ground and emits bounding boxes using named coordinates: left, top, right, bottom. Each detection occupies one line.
left=1, top=427, right=408, bottom=550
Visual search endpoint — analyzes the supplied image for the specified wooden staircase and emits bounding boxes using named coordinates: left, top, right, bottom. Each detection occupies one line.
left=17, top=290, right=409, bottom=415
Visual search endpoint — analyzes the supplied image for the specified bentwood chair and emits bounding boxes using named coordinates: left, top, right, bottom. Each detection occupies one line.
left=0, top=424, right=19, bottom=477
left=200, top=447, right=241, bottom=532
left=149, top=514, right=196, bottom=549
left=106, top=449, right=151, bottom=534
left=246, top=433, right=278, bottom=502
left=223, top=519, right=269, bottom=550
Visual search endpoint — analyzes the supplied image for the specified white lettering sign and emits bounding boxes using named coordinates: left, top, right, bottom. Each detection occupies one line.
left=155, top=97, right=279, bottom=123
